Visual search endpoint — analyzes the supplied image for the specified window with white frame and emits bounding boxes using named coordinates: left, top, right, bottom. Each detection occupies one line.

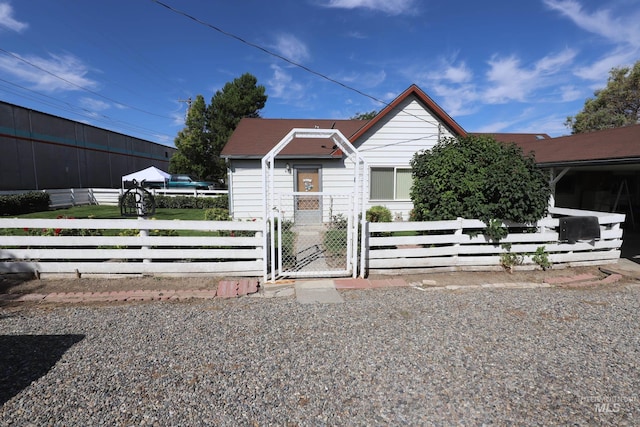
left=370, top=167, right=412, bottom=200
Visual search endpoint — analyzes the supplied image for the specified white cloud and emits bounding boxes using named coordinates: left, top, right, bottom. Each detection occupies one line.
left=337, top=69, right=386, bottom=88
left=0, top=2, right=27, bottom=33
left=484, top=49, right=576, bottom=104
left=171, top=111, right=186, bottom=127
left=474, top=120, right=514, bottom=134
left=410, top=58, right=478, bottom=116
left=347, top=31, right=367, bottom=39
left=574, top=48, right=637, bottom=81
left=517, top=114, right=572, bottom=137
left=543, top=0, right=640, bottom=48
left=544, top=0, right=640, bottom=83
left=319, top=0, right=417, bottom=15
left=442, top=64, right=472, bottom=84
left=79, top=97, right=110, bottom=111
left=559, top=85, right=582, bottom=102
left=272, top=33, right=309, bottom=63
left=430, top=83, right=479, bottom=117
left=267, top=64, right=306, bottom=100
left=0, top=51, right=98, bottom=93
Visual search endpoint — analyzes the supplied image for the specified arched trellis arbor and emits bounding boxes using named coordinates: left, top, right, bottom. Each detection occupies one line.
left=261, top=128, right=368, bottom=282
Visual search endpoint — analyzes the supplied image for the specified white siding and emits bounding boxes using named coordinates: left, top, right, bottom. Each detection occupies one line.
left=228, top=94, right=459, bottom=222
left=355, top=95, right=456, bottom=220
left=228, top=159, right=264, bottom=220
left=229, top=158, right=356, bottom=220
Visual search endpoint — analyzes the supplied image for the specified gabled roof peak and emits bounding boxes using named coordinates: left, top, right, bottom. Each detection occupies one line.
left=349, top=84, right=467, bottom=141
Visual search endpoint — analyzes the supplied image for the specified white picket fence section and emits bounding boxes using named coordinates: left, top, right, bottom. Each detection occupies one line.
left=366, top=207, right=625, bottom=274
left=0, top=204, right=626, bottom=278
left=0, top=188, right=228, bottom=208
left=0, top=218, right=262, bottom=277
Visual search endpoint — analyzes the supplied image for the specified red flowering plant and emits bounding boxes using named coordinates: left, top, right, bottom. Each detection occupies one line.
left=23, top=215, right=102, bottom=237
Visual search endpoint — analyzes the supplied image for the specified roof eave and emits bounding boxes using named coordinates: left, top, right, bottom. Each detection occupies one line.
left=537, top=157, right=640, bottom=168
left=223, top=154, right=342, bottom=160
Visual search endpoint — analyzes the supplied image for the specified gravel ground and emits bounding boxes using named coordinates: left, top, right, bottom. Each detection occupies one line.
left=1, top=284, right=640, bottom=426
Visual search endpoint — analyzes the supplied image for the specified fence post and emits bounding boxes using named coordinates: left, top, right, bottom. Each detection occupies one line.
left=255, top=230, right=263, bottom=267
left=453, top=217, right=463, bottom=264
left=139, top=220, right=151, bottom=264
left=70, top=188, right=75, bottom=206
left=362, top=220, right=369, bottom=278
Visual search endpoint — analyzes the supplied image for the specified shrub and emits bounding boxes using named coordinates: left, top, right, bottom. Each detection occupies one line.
left=367, top=205, right=392, bottom=238
left=410, top=135, right=551, bottom=224
left=0, top=192, right=50, bottom=215
left=366, top=205, right=392, bottom=223
left=154, top=194, right=228, bottom=209
left=328, top=213, right=348, bottom=230
left=531, top=246, right=552, bottom=270
left=204, top=208, right=230, bottom=221
left=209, top=194, right=229, bottom=210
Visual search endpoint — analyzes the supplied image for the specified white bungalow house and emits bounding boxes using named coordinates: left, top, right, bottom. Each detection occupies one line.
left=221, top=84, right=467, bottom=223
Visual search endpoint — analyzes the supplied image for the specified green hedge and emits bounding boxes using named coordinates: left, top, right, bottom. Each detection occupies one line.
left=154, top=194, right=228, bottom=209
left=0, top=192, right=50, bottom=216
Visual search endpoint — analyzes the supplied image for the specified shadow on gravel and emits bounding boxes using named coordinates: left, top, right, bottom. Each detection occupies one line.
left=0, top=334, right=85, bottom=405
left=1, top=271, right=44, bottom=307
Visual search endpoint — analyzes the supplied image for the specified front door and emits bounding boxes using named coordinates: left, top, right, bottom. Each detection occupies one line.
left=295, top=167, right=321, bottom=224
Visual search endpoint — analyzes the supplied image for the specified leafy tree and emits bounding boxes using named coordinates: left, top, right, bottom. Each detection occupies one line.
left=207, top=73, right=267, bottom=180
left=170, top=73, right=267, bottom=181
left=566, top=60, right=640, bottom=133
left=410, top=135, right=551, bottom=224
left=170, top=95, right=212, bottom=179
left=350, top=110, right=378, bottom=120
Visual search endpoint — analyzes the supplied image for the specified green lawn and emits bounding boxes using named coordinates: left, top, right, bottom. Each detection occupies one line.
left=15, top=205, right=208, bottom=221
left=2, top=206, right=215, bottom=237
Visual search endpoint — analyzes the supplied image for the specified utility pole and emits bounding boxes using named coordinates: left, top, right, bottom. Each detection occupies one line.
left=178, top=97, right=192, bottom=121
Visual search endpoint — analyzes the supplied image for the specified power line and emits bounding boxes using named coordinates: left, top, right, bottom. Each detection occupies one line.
left=0, top=48, right=174, bottom=121
left=150, top=0, right=446, bottom=130
left=151, top=0, right=388, bottom=107
left=0, top=77, right=173, bottom=140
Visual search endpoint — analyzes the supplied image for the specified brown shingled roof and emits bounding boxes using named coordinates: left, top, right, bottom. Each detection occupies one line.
left=510, top=124, right=640, bottom=166
left=473, top=133, right=552, bottom=144
left=221, top=84, right=467, bottom=159
left=221, top=118, right=368, bottom=158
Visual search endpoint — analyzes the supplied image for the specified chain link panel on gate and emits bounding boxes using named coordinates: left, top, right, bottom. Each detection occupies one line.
left=262, top=128, right=368, bottom=282
left=275, top=193, right=354, bottom=278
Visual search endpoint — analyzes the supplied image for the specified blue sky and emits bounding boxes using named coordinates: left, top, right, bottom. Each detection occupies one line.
left=0, top=0, right=638, bottom=146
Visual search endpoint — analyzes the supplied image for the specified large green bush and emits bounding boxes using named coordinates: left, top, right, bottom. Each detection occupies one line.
left=410, top=135, right=550, bottom=223
left=0, top=192, right=50, bottom=215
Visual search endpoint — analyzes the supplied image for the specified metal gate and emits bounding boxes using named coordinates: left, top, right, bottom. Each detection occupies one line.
left=274, top=192, right=354, bottom=278
left=261, top=128, right=367, bottom=282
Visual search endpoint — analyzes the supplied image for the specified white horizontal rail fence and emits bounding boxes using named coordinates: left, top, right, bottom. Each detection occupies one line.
left=0, top=218, right=262, bottom=277
left=147, top=188, right=228, bottom=197
left=0, top=188, right=229, bottom=208
left=89, top=188, right=120, bottom=206
left=366, top=207, right=625, bottom=274
left=0, top=189, right=94, bottom=209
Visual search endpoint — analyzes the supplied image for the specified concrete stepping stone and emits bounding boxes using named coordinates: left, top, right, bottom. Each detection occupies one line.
left=295, top=280, right=343, bottom=304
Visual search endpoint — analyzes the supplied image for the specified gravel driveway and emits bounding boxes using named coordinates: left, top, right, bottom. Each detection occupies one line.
left=1, top=284, right=639, bottom=425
